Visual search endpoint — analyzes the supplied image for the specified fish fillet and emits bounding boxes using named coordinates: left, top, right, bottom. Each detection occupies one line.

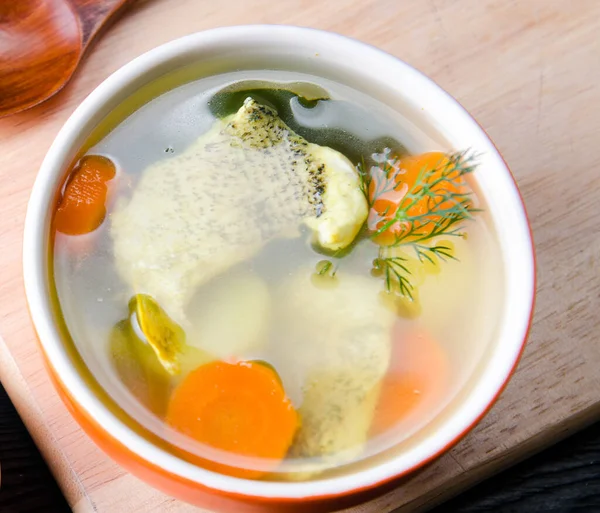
left=273, top=271, right=394, bottom=478
left=110, top=98, right=367, bottom=327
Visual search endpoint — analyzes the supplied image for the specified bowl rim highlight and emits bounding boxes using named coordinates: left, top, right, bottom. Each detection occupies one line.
left=23, top=25, right=535, bottom=502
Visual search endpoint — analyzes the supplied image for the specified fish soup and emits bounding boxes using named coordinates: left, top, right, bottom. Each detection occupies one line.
left=51, top=70, right=504, bottom=479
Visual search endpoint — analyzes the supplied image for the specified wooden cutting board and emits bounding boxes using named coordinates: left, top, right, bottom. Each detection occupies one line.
left=1, top=1, right=599, bottom=511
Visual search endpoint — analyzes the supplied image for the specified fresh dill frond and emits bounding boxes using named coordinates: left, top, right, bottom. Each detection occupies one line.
left=372, top=249, right=414, bottom=300
left=412, top=242, right=457, bottom=265
left=374, top=243, right=457, bottom=299
left=364, top=149, right=481, bottom=300
left=371, top=150, right=479, bottom=246
left=311, top=258, right=340, bottom=288
left=315, top=259, right=337, bottom=277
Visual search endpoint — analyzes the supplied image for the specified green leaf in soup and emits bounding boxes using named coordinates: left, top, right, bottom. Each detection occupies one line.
left=129, top=294, right=185, bottom=375
left=109, top=320, right=171, bottom=417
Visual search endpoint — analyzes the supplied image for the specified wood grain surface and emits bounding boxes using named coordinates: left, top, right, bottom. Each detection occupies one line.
left=0, top=1, right=599, bottom=512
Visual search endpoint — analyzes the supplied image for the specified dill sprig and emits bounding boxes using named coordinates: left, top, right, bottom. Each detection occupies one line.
left=371, top=150, right=478, bottom=244
left=361, top=149, right=480, bottom=299
left=374, top=242, right=457, bottom=301
left=372, top=253, right=414, bottom=299
left=412, top=242, right=456, bottom=265
left=316, top=259, right=337, bottom=277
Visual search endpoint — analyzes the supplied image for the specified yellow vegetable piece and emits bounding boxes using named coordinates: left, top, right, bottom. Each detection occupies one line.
left=130, top=294, right=185, bottom=375
left=109, top=320, right=171, bottom=417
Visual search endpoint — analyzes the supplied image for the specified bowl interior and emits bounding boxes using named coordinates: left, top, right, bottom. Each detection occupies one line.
left=23, top=25, right=534, bottom=499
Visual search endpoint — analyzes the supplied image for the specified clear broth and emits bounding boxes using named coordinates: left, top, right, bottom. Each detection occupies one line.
left=52, top=70, right=504, bottom=479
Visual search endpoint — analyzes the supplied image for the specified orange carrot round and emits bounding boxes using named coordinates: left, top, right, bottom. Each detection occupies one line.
left=369, top=152, right=468, bottom=245
left=371, top=326, right=449, bottom=436
left=166, top=361, right=298, bottom=478
left=54, top=155, right=116, bottom=235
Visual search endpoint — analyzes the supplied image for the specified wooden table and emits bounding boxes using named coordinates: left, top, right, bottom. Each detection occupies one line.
left=0, top=1, right=599, bottom=512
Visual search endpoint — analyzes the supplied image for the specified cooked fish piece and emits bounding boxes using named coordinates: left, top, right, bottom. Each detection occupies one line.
left=185, top=269, right=271, bottom=358
left=273, top=271, right=394, bottom=479
left=110, top=98, right=367, bottom=327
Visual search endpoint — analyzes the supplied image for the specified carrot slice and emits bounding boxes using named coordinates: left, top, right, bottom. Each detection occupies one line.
left=368, top=152, right=468, bottom=246
left=166, top=361, right=298, bottom=478
left=54, top=155, right=116, bottom=235
left=371, top=326, right=449, bottom=436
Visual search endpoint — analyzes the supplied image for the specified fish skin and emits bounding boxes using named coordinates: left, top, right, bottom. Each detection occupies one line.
left=110, top=98, right=367, bottom=326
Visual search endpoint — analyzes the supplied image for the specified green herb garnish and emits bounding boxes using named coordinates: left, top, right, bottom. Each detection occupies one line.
left=360, top=149, right=480, bottom=300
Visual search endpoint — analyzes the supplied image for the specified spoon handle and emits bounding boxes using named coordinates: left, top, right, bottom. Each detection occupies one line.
left=68, top=0, right=132, bottom=48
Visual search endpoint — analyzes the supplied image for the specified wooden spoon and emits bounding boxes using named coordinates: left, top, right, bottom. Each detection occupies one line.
left=0, top=0, right=132, bottom=118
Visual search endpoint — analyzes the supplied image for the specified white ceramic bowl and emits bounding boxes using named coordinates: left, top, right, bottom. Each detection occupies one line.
left=23, top=25, right=535, bottom=512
